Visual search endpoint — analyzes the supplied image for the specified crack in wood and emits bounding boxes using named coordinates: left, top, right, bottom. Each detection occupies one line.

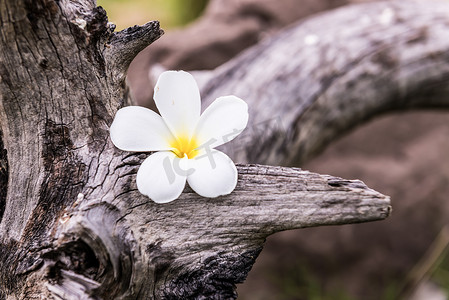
left=0, top=130, right=8, bottom=224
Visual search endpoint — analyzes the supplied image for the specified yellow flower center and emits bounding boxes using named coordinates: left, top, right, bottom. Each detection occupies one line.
left=170, top=135, right=199, bottom=159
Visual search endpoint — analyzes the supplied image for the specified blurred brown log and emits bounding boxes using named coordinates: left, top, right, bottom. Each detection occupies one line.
left=130, top=0, right=449, bottom=168
left=128, top=0, right=350, bottom=105
left=199, top=0, right=449, bottom=166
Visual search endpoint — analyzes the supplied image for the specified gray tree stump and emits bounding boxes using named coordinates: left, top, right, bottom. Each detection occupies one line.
left=12, top=0, right=449, bottom=298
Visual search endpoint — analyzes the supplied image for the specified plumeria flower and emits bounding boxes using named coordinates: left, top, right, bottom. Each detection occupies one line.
left=110, top=70, right=248, bottom=203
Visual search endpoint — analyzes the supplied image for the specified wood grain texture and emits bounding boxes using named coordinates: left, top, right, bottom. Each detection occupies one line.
left=0, top=0, right=394, bottom=299
left=42, top=164, right=390, bottom=299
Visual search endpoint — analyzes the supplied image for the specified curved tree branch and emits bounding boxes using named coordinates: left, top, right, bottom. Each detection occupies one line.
left=199, top=0, right=449, bottom=166
left=0, top=0, right=394, bottom=299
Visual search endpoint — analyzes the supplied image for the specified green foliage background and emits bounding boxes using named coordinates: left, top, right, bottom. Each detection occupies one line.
left=98, top=0, right=208, bottom=30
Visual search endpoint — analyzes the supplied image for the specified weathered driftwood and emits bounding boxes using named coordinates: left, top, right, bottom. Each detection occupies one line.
left=0, top=0, right=425, bottom=298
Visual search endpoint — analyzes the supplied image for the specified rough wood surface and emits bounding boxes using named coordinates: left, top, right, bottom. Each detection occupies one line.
left=0, top=0, right=395, bottom=299
left=40, top=165, right=390, bottom=299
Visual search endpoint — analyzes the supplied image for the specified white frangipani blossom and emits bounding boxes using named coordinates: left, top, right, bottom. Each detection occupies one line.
left=110, top=70, right=248, bottom=203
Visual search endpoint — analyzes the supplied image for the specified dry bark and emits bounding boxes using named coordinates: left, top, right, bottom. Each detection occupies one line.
left=0, top=0, right=402, bottom=299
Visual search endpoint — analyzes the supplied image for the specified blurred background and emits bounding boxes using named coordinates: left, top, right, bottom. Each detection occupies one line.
left=98, top=0, right=208, bottom=30
left=99, top=0, right=449, bottom=299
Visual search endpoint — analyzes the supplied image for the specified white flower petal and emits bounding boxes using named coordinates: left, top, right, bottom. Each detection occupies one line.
left=110, top=106, right=174, bottom=152
left=154, top=70, right=201, bottom=138
left=194, top=95, right=248, bottom=150
left=136, top=152, right=187, bottom=203
left=187, top=150, right=238, bottom=198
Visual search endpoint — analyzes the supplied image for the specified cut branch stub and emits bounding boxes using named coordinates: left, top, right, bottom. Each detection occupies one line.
left=105, top=21, right=164, bottom=80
